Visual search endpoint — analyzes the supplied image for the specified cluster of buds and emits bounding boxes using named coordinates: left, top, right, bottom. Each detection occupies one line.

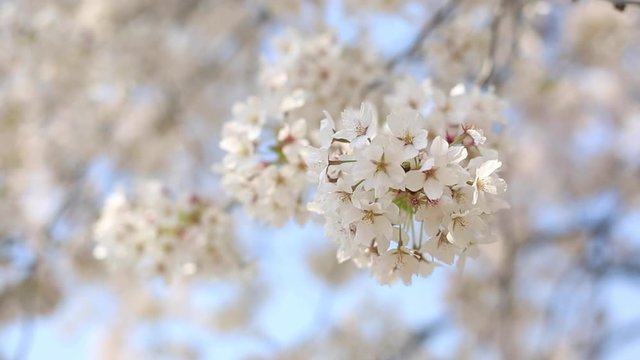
left=306, top=80, right=508, bottom=285
left=93, top=182, right=244, bottom=280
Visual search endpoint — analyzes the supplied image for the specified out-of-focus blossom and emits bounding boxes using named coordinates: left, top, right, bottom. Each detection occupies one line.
left=94, top=182, right=245, bottom=281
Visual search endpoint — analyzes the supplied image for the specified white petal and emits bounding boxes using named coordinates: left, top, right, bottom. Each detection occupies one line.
left=430, top=136, right=449, bottom=157
left=419, top=157, right=435, bottom=171
left=387, top=164, right=406, bottom=185
left=376, top=236, right=391, bottom=252
left=352, top=161, right=376, bottom=181
left=364, top=145, right=384, bottom=161
left=343, top=208, right=363, bottom=226
left=354, top=225, right=375, bottom=245
left=374, top=216, right=393, bottom=240
left=424, top=178, right=444, bottom=199
left=447, top=146, right=468, bottom=164
left=483, top=183, right=498, bottom=195
left=401, top=146, right=419, bottom=160
left=404, top=171, right=425, bottom=192
left=437, top=167, right=459, bottom=186
left=319, top=113, right=335, bottom=148
left=386, top=112, right=404, bottom=137
left=477, top=160, right=502, bottom=179
left=360, top=102, right=376, bottom=127
left=386, top=203, right=401, bottom=223
left=333, top=128, right=356, bottom=141
left=413, top=130, right=429, bottom=150
left=341, top=108, right=358, bottom=128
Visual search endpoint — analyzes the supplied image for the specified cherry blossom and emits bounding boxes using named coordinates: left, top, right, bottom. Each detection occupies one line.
left=219, top=31, right=384, bottom=226
left=306, top=93, right=508, bottom=285
left=93, top=182, right=245, bottom=280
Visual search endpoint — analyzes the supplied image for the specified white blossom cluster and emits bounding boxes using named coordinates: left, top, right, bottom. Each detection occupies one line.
left=220, top=98, right=311, bottom=227
left=219, top=30, right=385, bottom=226
left=262, top=30, right=385, bottom=139
left=93, top=182, right=243, bottom=280
left=385, top=77, right=507, bottom=148
left=306, top=81, right=508, bottom=285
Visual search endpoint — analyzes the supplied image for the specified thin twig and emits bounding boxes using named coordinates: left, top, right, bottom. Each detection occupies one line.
left=606, top=0, right=640, bottom=11
left=13, top=264, right=39, bottom=360
left=384, top=317, right=448, bottom=360
left=589, top=317, right=640, bottom=358
left=477, top=0, right=510, bottom=89
left=386, top=1, right=458, bottom=70
left=13, top=308, right=35, bottom=360
left=361, top=1, right=458, bottom=98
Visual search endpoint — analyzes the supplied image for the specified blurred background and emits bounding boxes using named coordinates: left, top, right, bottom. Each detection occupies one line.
left=1, top=0, right=640, bottom=359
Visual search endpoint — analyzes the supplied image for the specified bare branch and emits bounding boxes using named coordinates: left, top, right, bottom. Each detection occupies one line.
left=477, top=0, right=526, bottom=89
left=577, top=0, right=640, bottom=11
left=589, top=317, right=640, bottom=357
left=384, top=317, right=448, bottom=360
left=386, top=1, right=458, bottom=70
left=360, top=1, right=458, bottom=98
left=607, top=0, right=640, bottom=11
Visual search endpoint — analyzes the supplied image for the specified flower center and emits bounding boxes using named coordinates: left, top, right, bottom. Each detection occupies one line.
left=355, top=123, right=367, bottom=136
left=337, top=191, right=351, bottom=203
left=423, top=168, right=436, bottom=179
left=453, top=216, right=467, bottom=229
left=362, top=210, right=376, bottom=224
left=402, top=132, right=414, bottom=145
left=275, top=174, right=287, bottom=186
left=373, top=159, right=388, bottom=174
left=477, top=178, right=488, bottom=191
left=452, top=189, right=466, bottom=202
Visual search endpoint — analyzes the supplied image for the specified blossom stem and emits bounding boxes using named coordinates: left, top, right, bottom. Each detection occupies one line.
left=409, top=214, right=416, bottom=249
left=352, top=179, right=365, bottom=190
left=328, top=160, right=357, bottom=165
left=450, top=133, right=467, bottom=145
